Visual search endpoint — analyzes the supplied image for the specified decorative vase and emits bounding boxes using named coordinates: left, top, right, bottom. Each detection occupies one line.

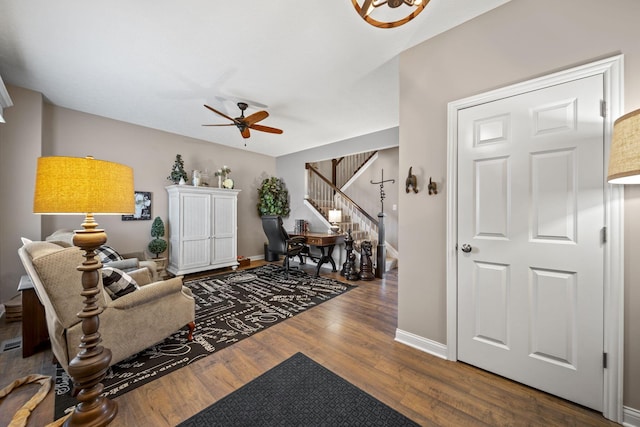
left=179, top=177, right=186, bottom=185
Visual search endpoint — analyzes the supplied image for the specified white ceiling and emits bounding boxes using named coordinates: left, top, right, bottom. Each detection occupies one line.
left=0, top=0, right=509, bottom=157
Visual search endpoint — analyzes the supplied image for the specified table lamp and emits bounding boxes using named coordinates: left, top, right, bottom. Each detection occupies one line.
left=33, top=156, right=134, bottom=426
left=608, top=108, right=640, bottom=183
left=328, top=209, right=342, bottom=234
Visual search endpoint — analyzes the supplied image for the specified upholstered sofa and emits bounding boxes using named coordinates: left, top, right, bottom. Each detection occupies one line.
left=45, top=229, right=160, bottom=281
left=18, top=239, right=195, bottom=373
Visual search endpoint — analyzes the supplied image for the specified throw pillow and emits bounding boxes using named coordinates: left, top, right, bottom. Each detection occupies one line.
left=106, top=258, right=139, bottom=271
left=96, top=245, right=124, bottom=264
left=101, top=267, right=139, bottom=299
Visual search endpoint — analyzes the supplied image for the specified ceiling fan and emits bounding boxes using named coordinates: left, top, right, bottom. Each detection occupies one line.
left=203, top=102, right=283, bottom=139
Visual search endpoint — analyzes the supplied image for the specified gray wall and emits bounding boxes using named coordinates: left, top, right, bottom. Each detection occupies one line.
left=0, top=86, right=42, bottom=303
left=0, top=85, right=276, bottom=303
left=398, top=0, right=640, bottom=410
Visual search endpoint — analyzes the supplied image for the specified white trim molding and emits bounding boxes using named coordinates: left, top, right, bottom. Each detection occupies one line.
left=395, top=329, right=447, bottom=360
left=446, top=55, right=624, bottom=423
left=624, top=406, right=640, bottom=427
left=0, top=74, right=13, bottom=123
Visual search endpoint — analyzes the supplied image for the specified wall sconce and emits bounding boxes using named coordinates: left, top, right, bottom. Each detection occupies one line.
left=608, top=108, right=640, bottom=184
left=351, top=0, right=430, bottom=29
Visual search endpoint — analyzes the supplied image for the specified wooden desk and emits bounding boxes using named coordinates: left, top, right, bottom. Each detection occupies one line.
left=289, top=232, right=344, bottom=277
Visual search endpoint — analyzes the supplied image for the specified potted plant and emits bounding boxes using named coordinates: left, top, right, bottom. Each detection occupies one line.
left=167, top=154, right=188, bottom=185
left=257, top=177, right=291, bottom=261
left=257, top=176, right=291, bottom=217
left=148, top=216, right=168, bottom=258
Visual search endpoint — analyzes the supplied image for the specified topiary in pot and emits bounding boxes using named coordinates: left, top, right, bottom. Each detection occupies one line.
left=148, top=216, right=168, bottom=258
left=167, top=154, right=188, bottom=185
left=257, top=177, right=291, bottom=217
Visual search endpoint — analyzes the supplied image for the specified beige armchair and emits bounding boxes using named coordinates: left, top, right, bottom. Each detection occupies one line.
left=45, top=229, right=160, bottom=281
left=18, top=240, right=195, bottom=373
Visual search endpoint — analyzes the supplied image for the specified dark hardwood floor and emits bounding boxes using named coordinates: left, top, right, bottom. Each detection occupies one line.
left=0, top=262, right=618, bottom=426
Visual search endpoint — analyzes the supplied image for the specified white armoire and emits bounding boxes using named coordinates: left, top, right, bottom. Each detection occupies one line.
left=166, top=185, right=240, bottom=275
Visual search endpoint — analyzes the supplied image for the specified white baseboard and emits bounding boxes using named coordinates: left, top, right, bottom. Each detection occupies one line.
left=395, top=329, right=448, bottom=360
left=624, top=406, right=640, bottom=427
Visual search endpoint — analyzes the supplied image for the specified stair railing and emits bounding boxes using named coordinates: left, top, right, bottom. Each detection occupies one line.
left=332, top=151, right=377, bottom=190
left=306, top=163, right=378, bottom=242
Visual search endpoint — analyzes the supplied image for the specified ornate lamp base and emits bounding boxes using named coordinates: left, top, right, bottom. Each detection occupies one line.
left=65, top=217, right=118, bottom=426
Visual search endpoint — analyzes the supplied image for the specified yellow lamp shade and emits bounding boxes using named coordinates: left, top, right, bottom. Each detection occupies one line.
left=608, top=109, right=640, bottom=184
left=34, top=156, right=135, bottom=214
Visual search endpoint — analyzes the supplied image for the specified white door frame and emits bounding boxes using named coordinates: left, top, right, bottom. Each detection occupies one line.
left=445, top=55, right=624, bottom=422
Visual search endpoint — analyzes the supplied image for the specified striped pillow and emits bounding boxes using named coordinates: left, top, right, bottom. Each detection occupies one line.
left=96, top=245, right=124, bottom=264
left=101, top=267, right=139, bottom=299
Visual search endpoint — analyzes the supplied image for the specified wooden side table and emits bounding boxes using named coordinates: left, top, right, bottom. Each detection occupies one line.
left=18, top=275, right=50, bottom=357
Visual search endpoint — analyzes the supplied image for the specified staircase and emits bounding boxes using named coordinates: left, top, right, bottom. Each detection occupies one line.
left=304, top=152, right=398, bottom=273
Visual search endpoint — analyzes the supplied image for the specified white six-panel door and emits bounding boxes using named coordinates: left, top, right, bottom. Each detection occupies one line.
left=457, top=74, right=605, bottom=410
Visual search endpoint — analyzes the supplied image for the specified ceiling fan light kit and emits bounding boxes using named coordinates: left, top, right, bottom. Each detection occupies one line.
left=352, top=0, right=429, bottom=28
left=203, top=102, right=283, bottom=140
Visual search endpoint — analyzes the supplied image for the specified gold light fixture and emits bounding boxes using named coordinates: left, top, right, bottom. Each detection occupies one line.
left=352, top=0, right=430, bottom=29
left=608, top=108, right=640, bottom=184
left=34, top=156, right=134, bottom=426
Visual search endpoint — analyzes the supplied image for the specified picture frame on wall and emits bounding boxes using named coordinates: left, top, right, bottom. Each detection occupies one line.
left=122, top=191, right=152, bottom=221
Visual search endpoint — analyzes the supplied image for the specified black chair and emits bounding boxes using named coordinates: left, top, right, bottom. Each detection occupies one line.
left=261, top=215, right=307, bottom=277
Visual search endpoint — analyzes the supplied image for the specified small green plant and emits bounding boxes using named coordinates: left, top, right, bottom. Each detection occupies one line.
left=148, top=216, right=168, bottom=258
left=257, top=177, right=291, bottom=217
left=214, top=166, right=231, bottom=178
left=167, top=154, right=188, bottom=184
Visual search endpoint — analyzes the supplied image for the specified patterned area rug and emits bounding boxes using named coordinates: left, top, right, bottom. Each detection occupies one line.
left=178, top=352, right=419, bottom=426
left=55, top=264, right=355, bottom=419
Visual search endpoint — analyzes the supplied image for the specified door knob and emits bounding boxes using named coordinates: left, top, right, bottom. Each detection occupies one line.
left=461, top=244, right=472, bottom=253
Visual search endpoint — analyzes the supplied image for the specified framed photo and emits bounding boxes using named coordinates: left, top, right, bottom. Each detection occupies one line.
left=122, top=191, right=152, bottom=221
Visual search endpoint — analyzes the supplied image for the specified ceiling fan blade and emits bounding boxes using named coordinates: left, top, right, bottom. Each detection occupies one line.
left=243, top=110, right=269, bottom=126
left=250, top=123, right=283, bottom=134
left=240, top=127, right=251, bottom=139
left=203, top=104, right=239, bottom=124
left=202, top=123, right=236, bottom=127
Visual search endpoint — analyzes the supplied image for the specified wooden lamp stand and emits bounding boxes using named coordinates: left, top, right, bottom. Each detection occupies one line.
left=65, top=217, right=117, bottom=426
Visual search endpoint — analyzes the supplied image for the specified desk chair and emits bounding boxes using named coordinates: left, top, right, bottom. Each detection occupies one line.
left=261, top=215, right=307, bottom=277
